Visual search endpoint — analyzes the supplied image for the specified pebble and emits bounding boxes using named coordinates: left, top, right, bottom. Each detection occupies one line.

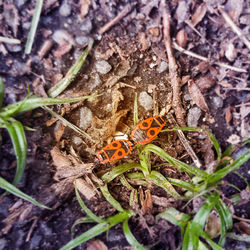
left=73, top=136, right=83, bottom=146
left=89, top=73, right=102, bottom=91
left=157, top=61, right=168, bottom=73
left=187, top=107, right=201, bottom=127
left=95, top=60, right=112, bottom=74
left=15, top=0, right=28, bottom=7
left=52, top=30, right=75, bottom=45
left=22, top=22, right=31, bottom=30
left=6, top=44, right=22, bottom=53
left=139, top=91, right=153, bottom=111
left=75, top=36, right=90, bottom=46
left=79, top=107, right=93, bottom=130
left=80, top=18, right=92, bottom=33
left=59, top=2, right=71, bottom=17
left=211, top=96, right=223, bottom=109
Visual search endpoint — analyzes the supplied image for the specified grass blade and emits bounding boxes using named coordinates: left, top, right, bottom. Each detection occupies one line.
left=0, top=77, right=5, bottom=108
left=123, top=219, right=145, bottom=250
left=48, top=40, right=94, bottom=98
left=0, top=177, right=50, bottom=209
left=100, top=183, right=124, bottom=212
left=167, top=177, right=196, bottom=193
left=43, top=106, right=94, bottom=142
left=61, top=222, right=109, bottom=250
left=200, top=231, right=223, bottom=250
left=71, top=217, right=96, bottom=236
left=61, top=211, right=132, bottom=250
left=133, top=93, right=139, bottom=126
left=143, top=144, right=208, bottom=179
left=3, top=119, right=27, bottom=186
left=215, top=198, right=232, bottom=245
left=10, top=119, right=27, bottom=186
left=148, top=171, right=185, bottom=200
left=24, top=0, right=43, bottom=54
left=162, top=127, right=222, bottom=164
left=0, top=95, right=97, bottom=118
left=207, top=150, right=250, bottom=185
left=226, top=232, right=250, bottom=242
left=156, top=207, right=191, bottom=236
left=75, top=183, right=104, bottom=223
left=101, top=163, right=142, bottom=183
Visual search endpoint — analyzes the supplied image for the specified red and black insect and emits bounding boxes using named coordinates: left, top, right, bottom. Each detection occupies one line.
left=96, top=116, right=166, bottom=163
left=96, top=139, right=133, bottom=164
left=131, top=116, right=166, bottom=145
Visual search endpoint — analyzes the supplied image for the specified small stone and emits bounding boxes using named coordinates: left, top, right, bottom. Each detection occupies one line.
left=227, top=134, right=240, bottom=145
left=211, top=96, right=223, bottom=109
left=187, top=107, right=201, bottom=127
left=73, top=136, right=83, bottom=146
left=89, top=73, right=102, bottom=91
left=139, top=91, right=153, bottom=111
left=15, top=0, right=28, bottom=7
left=6, top=44, right=22, bottom=53
left=79, top=107, right=93, bottom=130
left=225, top=43, right=237, bottom=62
left=75, top=36, right=90, bottom=46
left=59, top=2, right=71, bottom=17
left=22, top=22, right=31, bottom=30
left=80, top=18, right=92, bottom=33
left=157, top=61, right=168, bottom=73
left=95, top=60, right=112, bottom=74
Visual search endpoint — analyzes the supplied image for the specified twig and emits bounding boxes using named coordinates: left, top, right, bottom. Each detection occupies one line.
left=218, top=6, right=250, bottom=51
left=173, top=42, right=247, bottom=73
left=98, top=3, right=135, bottom=35
left=161, top=2, right=186, bottom=127
left=0, top=36, right=21, bottom=44
left=26, top=217, right=38, bottom=242
left=166, top=113, right=202, bottom=168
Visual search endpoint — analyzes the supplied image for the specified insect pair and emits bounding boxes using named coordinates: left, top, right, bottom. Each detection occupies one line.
left=96, top=116, right=166, bottom=164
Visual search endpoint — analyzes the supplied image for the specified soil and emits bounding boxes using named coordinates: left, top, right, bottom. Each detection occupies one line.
left=0, top=0, right=250, bottom=249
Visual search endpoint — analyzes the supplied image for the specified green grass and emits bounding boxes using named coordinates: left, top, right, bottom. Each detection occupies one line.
left=64, top=94, right=249, bottom=249
left=0, top=40, right=95, bottom=208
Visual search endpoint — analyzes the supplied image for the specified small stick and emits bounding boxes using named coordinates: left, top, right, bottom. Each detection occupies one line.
left=0, top=36, right=21, bottom=44
left=26, top=217, right=38, bottom=242
left=161, top=2, right=186, bottom=127
left=173, top=42, right=247, bottom=73
left=166, top=113, right=202, bottom=169
left=218, top=6, right=250, bottom=51
left=98, top=3, right=135, bottom=35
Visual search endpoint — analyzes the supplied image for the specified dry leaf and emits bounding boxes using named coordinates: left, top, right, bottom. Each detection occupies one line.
left=235, top=221, right=250, bottom=235
left=2, top=202, right=34, bottom=235
left=191, top=3, right=207, bottom=27
left=54, top=121, right=65, bottom=142
left=80, top=0, right=91, bottom=18
left=225, top=106, right=232, bottom=124
left=205, top=212, right=221, bottom=238
left=87, top=240, right=108, bottom=250
left=196, top=76, right=215, bottom=92
left=139, top=188, right=153, bottom=214
left=188, top=79, right=209, bottom=112
left=152, top=195, right=176, bottom=207
left=75, top=178, right=97, bottom=200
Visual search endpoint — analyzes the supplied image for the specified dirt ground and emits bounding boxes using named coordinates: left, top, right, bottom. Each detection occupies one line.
left=0, top=0, right=249, bottom=249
